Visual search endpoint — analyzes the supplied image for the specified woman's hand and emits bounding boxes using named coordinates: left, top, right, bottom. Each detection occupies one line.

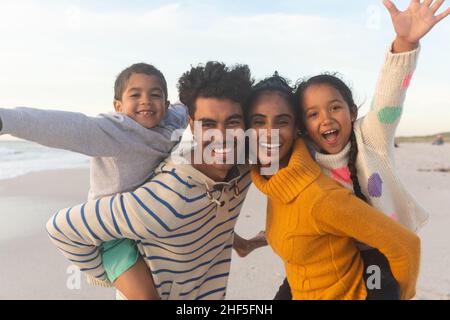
left=383, top=0, right=450, bottom=53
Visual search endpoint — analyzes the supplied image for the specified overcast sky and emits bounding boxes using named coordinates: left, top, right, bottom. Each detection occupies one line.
left=0, top=0, right=449, bottom=137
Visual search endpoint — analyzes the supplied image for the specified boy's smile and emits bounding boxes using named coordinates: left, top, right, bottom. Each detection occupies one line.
left=114, top=73, right=169, bottom=129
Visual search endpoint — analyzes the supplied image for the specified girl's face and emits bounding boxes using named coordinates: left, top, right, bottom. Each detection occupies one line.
left=301, top=84, right=355, bottom=154
left=248, top=92, right=297, bottom=168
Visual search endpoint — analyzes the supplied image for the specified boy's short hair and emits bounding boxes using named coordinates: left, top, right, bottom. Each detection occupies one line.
left=177, top=62, right=254, bottom=118
left=114, top=63, right=168, bottom=101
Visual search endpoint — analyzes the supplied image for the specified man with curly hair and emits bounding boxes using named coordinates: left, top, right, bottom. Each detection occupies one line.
left=46, top=62, right=260, bottom=300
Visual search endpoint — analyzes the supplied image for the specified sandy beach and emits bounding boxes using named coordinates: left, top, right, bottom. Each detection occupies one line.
left=0, top=142, right=449, bottom=300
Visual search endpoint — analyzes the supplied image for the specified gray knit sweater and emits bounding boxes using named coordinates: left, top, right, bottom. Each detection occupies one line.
left=0, top=104, right=188, bottom=199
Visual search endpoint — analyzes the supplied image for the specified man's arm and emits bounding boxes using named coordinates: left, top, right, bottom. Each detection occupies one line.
left=46, top=180, right=184, bottom=281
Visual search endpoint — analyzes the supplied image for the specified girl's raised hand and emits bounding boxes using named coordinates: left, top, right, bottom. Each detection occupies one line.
left=384, top=0, right=450, bottom=48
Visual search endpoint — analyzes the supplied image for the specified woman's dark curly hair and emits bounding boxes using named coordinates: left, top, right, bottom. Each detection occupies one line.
left=177, top=62, right=254, bottom=118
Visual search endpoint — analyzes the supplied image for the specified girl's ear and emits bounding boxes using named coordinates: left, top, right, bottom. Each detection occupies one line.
left=351, top=104, right=358, bottom=122
left=113, top=100, right=122, bottom=112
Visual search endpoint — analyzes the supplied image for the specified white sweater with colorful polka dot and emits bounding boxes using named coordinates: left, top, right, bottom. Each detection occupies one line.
left=308, top=45, right=429, bottom=233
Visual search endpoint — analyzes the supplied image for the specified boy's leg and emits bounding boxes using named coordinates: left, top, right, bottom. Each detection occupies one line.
left=113, top=256, right=160, bottom=300
left=101, top=239, right=160, bottom=300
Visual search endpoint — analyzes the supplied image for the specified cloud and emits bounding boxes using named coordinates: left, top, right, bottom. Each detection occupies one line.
left=0, top=0, right=448, bottom=136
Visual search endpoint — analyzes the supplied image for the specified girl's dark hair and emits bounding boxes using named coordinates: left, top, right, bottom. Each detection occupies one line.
left=177, top=62, right=254, bottom=118
left=114, top=63, right=168, bottom=101
left=295, top=74, right=367, bottom=203
left=244, top=71, right=298, bottom=128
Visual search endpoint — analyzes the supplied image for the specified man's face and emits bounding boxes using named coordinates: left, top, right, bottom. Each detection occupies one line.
left=189, top=97, right=246, bottom=177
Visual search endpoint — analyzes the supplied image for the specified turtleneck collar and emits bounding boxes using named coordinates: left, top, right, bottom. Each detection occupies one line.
left=251, top=139, right=322, bottom=204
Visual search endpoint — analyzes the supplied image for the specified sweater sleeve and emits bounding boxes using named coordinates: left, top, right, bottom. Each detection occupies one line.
left=165, top=103, right=189, bottom=129
left=359, top=45, right=420, bottom=151
left=46, top=179, right=186, bottom=281
left=312, top=188, right=421, bottom=300
left=0, top=107, right=128, bottom=157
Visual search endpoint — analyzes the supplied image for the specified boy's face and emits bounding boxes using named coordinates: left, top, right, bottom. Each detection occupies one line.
left=189, top=97, right=246, bottom=180
left=114, top=73, right=169, bottom=129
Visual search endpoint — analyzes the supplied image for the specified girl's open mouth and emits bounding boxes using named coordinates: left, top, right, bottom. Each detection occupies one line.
left=322, top=129, right=339, bottom=145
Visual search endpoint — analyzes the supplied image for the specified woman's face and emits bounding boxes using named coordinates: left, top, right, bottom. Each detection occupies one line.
left=248, top=92, right=297, bottom=168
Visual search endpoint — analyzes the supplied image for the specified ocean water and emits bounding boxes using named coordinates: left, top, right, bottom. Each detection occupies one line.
left=0, top=140, right=89, bottom=180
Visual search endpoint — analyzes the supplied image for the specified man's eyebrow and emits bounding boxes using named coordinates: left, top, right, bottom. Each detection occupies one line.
left=226, top=114, right=244, bottom=121
left=250, top=113, right=267, bottom=119
left=275, top=113, right=293, bottom=119
left=197, top=118, right=217, bottom=123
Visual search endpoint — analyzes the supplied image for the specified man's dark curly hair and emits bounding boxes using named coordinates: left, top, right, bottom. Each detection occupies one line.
left=177, top=62, right=254, bottom=118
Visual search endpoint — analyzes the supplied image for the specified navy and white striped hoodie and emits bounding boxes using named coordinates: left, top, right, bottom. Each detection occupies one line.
left=46, top=153, right=252, bottom=300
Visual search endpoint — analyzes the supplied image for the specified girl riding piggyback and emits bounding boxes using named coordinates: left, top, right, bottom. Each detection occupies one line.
left=274, top=0, right=450, bottom=300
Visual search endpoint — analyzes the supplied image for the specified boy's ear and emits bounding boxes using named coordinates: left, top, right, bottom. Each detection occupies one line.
left=166, top=100, right=170, bottom=109
left=113, top=100, right=122, bottom=112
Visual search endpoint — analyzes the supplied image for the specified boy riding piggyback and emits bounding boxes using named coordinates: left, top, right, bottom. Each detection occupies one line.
left=0, top=63, right=188, bottom=299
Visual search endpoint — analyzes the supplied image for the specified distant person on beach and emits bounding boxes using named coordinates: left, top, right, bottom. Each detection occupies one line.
left=245, top=72, right=420, bottom=300
left=432, top=134, right=444, bottom=145
left=0, top=63, right=261, bottom=299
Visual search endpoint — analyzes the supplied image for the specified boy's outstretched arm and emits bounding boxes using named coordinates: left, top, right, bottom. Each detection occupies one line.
left=0, top=107, right=126, bottom=157
left=0, top=104, right=187, bottom=157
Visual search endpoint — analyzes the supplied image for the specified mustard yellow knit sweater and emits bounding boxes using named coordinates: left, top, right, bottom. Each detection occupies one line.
left=251, top=139, right=420, bottom=300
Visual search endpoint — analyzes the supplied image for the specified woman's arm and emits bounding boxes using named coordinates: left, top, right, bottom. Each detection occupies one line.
left=312, top=188, right=420, bottom=300
left=233, top=231, right=267, bottom=258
